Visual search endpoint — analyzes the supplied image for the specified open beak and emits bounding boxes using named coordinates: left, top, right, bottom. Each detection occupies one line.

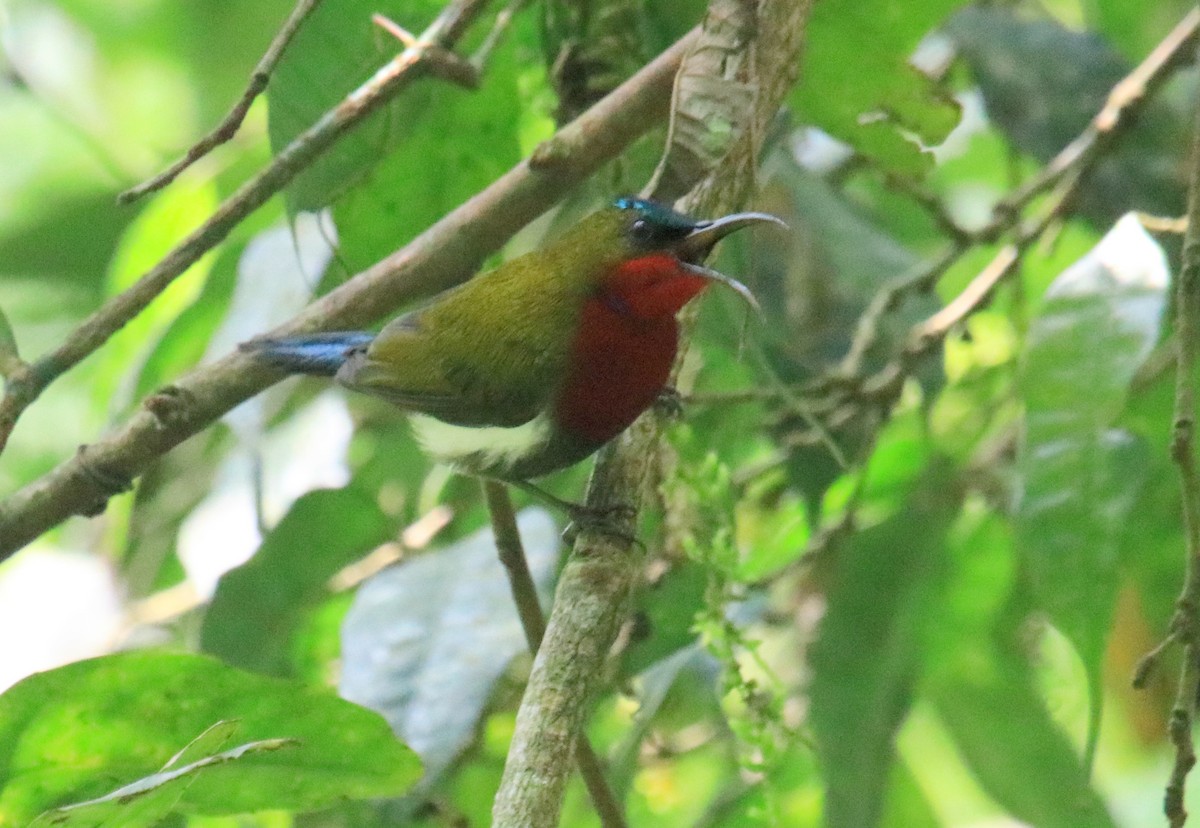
left=674, top=211, right=787, bottom=313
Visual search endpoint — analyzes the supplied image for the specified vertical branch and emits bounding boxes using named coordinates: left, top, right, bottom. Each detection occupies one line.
left=1164, top=63, right=1200, bottom=828
left=482, top=481, right=629, bottom=828
left=491, top=1, right=810, bottom=825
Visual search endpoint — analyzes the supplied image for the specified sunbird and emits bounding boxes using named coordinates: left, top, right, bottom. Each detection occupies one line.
left=242, top=197, right=782, bottom=482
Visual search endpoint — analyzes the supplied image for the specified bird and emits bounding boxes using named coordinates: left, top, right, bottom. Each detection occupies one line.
left=241, top=197, right=783, bottom=486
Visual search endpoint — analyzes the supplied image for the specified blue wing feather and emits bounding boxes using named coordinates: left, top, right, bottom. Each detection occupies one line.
left=240, top=332, right=375, bottom=376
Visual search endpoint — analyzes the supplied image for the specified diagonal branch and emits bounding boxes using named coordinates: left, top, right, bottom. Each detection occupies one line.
left=0, top=27, right=699, bottom=558
left=0, top=0, right=491, bottom=457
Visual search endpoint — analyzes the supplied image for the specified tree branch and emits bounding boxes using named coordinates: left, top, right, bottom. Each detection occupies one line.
left=0, top=27, right=699, bottom=557
left=482, top=481, right=628, bottom=828
left=490, top=1, right=811, bottom=825
left=0, top=0, right=491, bottom=456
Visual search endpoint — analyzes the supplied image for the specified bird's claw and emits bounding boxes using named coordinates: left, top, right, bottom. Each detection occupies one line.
left=561, top=502, right=642, bottom=549
left=654, top=386, right=684, bottom=420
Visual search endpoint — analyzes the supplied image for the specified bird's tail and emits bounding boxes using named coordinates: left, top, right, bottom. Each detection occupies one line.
left=240, top=332, right=374, bottom=377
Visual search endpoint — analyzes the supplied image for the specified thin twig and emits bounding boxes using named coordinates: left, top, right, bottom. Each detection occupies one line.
left=481, top=481, right=629, bottom=828
left=1156, top=49, right=1200, bottom=828
left=0, top=27, right=699, bottom=557
left=117, top=0, right=328, bottom=204
left=0, top=0, right=492, bottom=457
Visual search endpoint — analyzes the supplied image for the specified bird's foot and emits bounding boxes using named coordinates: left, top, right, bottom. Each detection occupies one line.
left=654, top=386, right=684, bottom=420
left=511, top=481, right=641, bottom=547
left=561, top=502, right=641, bottom=549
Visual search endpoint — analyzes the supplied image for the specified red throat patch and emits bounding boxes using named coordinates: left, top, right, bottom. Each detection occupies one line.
left=554, top=254, right=707, bottom=444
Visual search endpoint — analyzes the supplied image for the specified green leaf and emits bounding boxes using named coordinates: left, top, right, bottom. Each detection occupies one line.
left=340, top=508, right=559, bottom=787
left=1017, top=214, right=1167, bottom=748
left=94, top=174, right=220, bottom=418
left=0, top=651, right=420, bottom=825
left=927, top=471, right=1115, bottom=827
left=809, top=462, right=962, bottom=828
left=330, top=14, right=529, bottom=271
left=610, top=646, right=714, bottom=798
left=793, top=0, right=966, bottom=176
left=622, top=560, right=708, bottom=677
left=201, top=486, right=393, bottom=676
left=265, top=0, right=446, bottom=213
left=931, top=650, right=1117, bottom=828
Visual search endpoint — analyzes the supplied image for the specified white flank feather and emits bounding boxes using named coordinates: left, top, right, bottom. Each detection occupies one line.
left=409, top=412, right=551, bottom=472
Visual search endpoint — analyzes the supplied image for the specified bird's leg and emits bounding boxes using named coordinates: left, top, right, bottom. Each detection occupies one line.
left=509, top=480, right=640, bottom=547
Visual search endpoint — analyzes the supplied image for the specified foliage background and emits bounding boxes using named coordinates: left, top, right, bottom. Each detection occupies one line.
left=0, top=0, right=1198, bottom=825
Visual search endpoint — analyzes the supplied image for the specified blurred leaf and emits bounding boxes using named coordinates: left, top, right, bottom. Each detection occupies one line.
left=622, top=559, right=708, bottom=676
left=266, top=0, right=445, bottom=213
left=947, top=6, right=1187, bottom=226
left=202, top=486, right=392, bottom=676
left=611, top=645, right=715, bottom=798
left=881, top=759, right=939, bottom=828
left=1089, top=0, right=1197, bottom=63
left=95, top=174, right=220, bottom=418
left=926, top=433, right=1113, bottom=828
left=793, top=0, right=965, bottom=176
left=133, top=242, right=240, bottom=400
left=931, top=648, right=1117, bottom=828
left=340, top=508, right=559, bottom=788
left=737, top=156, right=941, bottom=517
left=0, top=651, right=420, bottom=825
left=1017, top=214, right=1167, bottom=747
left=0, top=192, right=132, bottom=292
left=810, top=461, right=962, bottom=828
left=330, top=15, right=529, bottom=271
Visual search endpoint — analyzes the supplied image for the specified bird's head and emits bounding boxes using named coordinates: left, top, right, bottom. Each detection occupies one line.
left=562, top=197, right=785, bottom=319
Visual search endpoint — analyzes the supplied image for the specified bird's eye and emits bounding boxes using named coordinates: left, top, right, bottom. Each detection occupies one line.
left=630, top=218, right=655, bottom=245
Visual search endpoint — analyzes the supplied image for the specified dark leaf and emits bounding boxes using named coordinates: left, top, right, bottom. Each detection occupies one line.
left=340, top=508, right=559, bottom=787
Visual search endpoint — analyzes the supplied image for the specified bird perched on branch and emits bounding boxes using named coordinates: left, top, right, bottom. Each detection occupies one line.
left=242, top=197, right=782, bottom=483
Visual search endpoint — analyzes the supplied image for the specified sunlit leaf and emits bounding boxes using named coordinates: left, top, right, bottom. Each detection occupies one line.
left=340, top=508, right=559, bottom=787
left=0, top=651, right=420, bottom=825
left=94, top=173, right=220, bottom=418
left=793, top=0, right=966, bottom=176
left=30, top=732, right=298, bottom=827
left=1017, top=214, right=1168, bottom=747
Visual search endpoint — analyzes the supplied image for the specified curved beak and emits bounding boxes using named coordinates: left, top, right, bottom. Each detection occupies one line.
left=674, top=212, right=788, bottom=263
left=674, top=211, right=787, bottom=314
